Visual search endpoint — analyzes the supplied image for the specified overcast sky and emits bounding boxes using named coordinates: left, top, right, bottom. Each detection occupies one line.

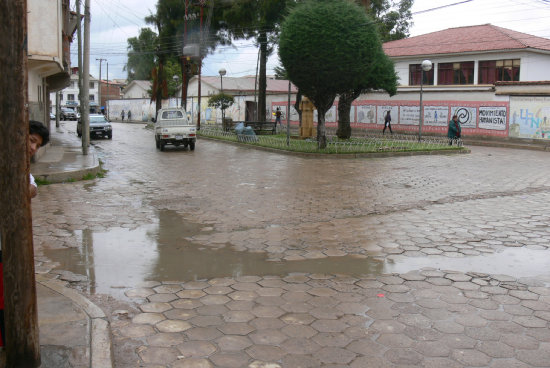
left=80, top=0, right=550, bottom=81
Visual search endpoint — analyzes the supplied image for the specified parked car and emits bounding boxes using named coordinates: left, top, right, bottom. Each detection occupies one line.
left=60, top=107, right=77, bottom=120
left=77, top=114, right=112, bottom=139
left=153, top=107, right=196, bottom=151
left=50, top=112, right=55, bottom=120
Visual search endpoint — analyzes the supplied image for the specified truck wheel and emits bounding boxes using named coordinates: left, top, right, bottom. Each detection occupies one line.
left=160, top=141, right=166, bottom=151
left=189, top=142, right=195, bottom=151
left=155, top=137, right=160, bottom=149
left=108, top=133, right=112, bottom=140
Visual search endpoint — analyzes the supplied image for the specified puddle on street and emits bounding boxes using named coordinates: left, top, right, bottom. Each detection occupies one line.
left=45, top=210, right=550, bottom=299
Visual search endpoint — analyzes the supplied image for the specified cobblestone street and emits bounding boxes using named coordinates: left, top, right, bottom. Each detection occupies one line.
left=33, top=122, right=550, bottom=367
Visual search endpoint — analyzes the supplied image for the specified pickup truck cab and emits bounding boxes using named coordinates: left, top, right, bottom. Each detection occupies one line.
left=153, top=108, right=196, bottom=151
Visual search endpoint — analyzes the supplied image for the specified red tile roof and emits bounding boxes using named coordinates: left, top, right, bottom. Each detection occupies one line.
left=383, top=24, right=550, bottom=57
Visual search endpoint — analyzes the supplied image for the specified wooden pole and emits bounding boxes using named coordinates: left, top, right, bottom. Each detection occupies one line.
left=0, top=0, right=41, bottom=366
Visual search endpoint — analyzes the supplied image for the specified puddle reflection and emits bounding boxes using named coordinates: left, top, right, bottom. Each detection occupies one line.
left=45, top=210, right=550, bottom=299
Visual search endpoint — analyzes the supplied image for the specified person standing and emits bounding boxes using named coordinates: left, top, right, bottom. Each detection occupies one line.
left=121, top=109, right=125, bottom=121
left=383, top=110, right=392, bottom=134
left=447, top=114, right=461, bottom=145
left=275, top=107, right=282, bottom=129
left=127, top=110, right=132, bottom=121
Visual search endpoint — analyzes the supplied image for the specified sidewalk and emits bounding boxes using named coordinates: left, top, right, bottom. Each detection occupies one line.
left=27, top=122, right=112, bottom=367
left=31, top=122, right=100, bottom=183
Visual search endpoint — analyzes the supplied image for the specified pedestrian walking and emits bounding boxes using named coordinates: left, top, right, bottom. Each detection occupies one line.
left=121, top=109, right=125, bottom=121
left=383, top=110, right=393, bottom=134
left=275, top=107, right=282, bottom=129
left=127, top=110, right=132, bottom=121
left=447, top=114, right=461, bottom=145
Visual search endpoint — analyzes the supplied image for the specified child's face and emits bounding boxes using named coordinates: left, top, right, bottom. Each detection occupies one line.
left=29, top=133, right=43, bottom=158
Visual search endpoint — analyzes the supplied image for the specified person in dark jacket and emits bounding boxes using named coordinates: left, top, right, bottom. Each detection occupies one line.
left=447, top=114, right=461, bottom=145
left=383, top=110, right=392, bottom=134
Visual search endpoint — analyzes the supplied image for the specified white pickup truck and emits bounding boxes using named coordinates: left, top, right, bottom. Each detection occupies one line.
left=153, top=107, right=196, bottom=151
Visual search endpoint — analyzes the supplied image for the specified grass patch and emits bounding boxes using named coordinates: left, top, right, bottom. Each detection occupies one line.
left=198, top=129, right=465, bottom=155
left=35, top=177, right=51, bottom=186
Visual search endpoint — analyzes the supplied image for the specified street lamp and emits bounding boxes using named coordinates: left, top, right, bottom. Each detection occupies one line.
left=418, top=59, right=432, bottom=141
left=219, top=68, right=226, bottom=125
left=173, top=75, right=180, bottom=107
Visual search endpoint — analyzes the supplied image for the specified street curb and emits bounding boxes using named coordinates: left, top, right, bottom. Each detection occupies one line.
left=198, top=135, right=471, bottom=158
left=36, top=276, right=113, bottom=368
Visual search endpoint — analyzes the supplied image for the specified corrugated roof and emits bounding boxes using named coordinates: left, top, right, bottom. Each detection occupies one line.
left=383, top=24, right=550, bottom=57
left=200, top=76, right=298, bottom=93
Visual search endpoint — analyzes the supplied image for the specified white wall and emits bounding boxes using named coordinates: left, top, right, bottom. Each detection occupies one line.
left=28, top=0, right=62, bottom=61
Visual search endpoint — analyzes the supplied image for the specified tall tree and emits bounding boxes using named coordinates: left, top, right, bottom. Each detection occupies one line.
left=335, top=0, right=411, bottom=138
left=149, top=0, right=229, bottom=110
left=125, top=27, right=158, bottom=82
left=0, top=0, right=40, bottom=366
left=221, top=0, right=290, bottom=122
left=280, top=0, right=388, bottom=148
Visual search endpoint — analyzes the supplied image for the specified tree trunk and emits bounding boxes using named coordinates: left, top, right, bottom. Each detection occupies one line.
left=0, top=1, right=41, bottom=366
left=293, top=90, right=302, bottom=127
left=156, top=59, right=164, bottom=114
left=258, top=30, right=267, bottom=122
left=313, top=95, right=336, bottom=149
left=336, top=89, right=361, bottom=139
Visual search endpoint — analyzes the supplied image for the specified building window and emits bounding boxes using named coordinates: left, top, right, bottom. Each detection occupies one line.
left=409, top=64, right=434, bottom=86
left=478, top=59, right=520, bottom=84
left=89, top=95, right=95, bottom=101
left=68, top=94, right=75, bottom=101
left=438, top=61, right=474, bottom=85
left=90, top=82, right=94, bottom=89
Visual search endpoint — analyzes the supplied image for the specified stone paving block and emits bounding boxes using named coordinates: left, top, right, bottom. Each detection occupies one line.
left=177, top=341, right=217, bottom=357
left=280, top=337, right=321, bottom=355
left=281, top=324, right=317, bottom=339
left=250, top=329, right=288, bottom=345
left=216, top=335, right=253, bottom=351
left=138, top=346, right=179, bottom=365
left=209, top=352, right=251, bottom=368
left=311, top=332, right=351, bottom=347
left=132, top=313, right=165, bottom=325
left=246, top=345, right=286, bottom=362
left=171, top=358, right=213, bottom=368
left=451, top=348, right=492, bottom=366
left=218, top=322, right=255, bottom=336
left=383, top=348, right=423, bottom=365
left=146, top=332, right=184, bottom=347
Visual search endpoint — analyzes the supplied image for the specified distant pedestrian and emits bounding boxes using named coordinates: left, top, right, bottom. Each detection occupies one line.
left=127, top=110, right=132, bottom=121
left=121, top=109, right=125, bottom=121
left=383, top=110, right=392, bottom=134
left=447, top=114, right=461, bottom=145
left=275, top=107, right=282, bottom=128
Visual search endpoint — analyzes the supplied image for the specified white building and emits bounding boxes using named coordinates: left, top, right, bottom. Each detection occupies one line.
left=28, top=0, right=76, bottom=125
left=49, top=67, right=100, bottom=114
left=123, top=80, right=151, bottom=99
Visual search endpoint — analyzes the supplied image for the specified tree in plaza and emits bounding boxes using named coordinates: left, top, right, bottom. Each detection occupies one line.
left=279, top=0, right=389, bottom=148
left=221, top=0, right=291, bottom=122
left=125, top=27, right=158, bottom=82
left=336, top=49, right=397, bottom=139
left=335, top=0, right=410, bottom=139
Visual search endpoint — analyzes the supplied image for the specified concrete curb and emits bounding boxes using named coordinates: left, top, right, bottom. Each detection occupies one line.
left=37, top=276, right=113, bottom=368
left=198, top=135, right=471, bottom=158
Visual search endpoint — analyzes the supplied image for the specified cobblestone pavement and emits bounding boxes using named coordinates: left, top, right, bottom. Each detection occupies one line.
left=33, top=122, right=550, bottom=367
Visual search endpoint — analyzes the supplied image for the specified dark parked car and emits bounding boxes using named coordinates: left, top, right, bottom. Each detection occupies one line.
left=60, top=107, right=77, bottom=120
left=77, top=114, right=112, bottom=139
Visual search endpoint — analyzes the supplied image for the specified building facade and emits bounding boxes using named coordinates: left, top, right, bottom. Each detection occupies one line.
left=49, top=67, right=100, bottom=114
left=28, top=0, right=75, bottom=126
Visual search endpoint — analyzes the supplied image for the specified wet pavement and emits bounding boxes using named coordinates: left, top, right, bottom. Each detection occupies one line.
left=32, top=121, right=550, bottom=367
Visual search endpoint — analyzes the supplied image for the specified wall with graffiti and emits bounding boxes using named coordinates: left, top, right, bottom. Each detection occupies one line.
left=272, top=99, right=509, bottom=137
left=509, top=96, right=550, bottom=139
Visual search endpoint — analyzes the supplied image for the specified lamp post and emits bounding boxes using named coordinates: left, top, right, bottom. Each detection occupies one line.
left=173, top=74, right=180, bottom=107
left=418, top=59, right=432, bottom=141
left=219, top=68, right=226, bottom=126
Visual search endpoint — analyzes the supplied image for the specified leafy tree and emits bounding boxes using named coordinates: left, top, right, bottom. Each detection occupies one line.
left=335, top=0, right=410, bottom=138
left=149, top=0, right=229, bottom=111
left=279, top=0, right=388, bottom=148
left=125, top=28, right=158, bottom=82
left=221, top=0, right=290, bottom=122
left=207, top=92, right=234, bottom=111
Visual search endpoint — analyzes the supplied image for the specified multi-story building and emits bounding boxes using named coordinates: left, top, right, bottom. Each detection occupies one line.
left=28, top=0, right=76, bottom=127
left=50, top=67, right=100, bottom=114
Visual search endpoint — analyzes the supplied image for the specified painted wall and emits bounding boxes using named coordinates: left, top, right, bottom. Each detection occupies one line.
left=272, top=98, right=509, bottom=138
left=509, top=96, right=550, bottom=139
left=28, top=0, right=62, bottom=60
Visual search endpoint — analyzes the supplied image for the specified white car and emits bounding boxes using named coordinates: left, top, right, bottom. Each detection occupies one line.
left=153, top=108, right=196, bottom=151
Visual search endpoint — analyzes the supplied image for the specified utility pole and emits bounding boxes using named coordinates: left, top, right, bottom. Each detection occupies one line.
left=96, top=58, right=106, bottom=115
left=0, top=0, right=41, bottom=366
left=55, top=91, right=60, bottom=128
left=82, top=0, right=90, bottom=154
left=105, top=62, right=109, bottom=117
left=77, top=0, right=84, bottom=152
